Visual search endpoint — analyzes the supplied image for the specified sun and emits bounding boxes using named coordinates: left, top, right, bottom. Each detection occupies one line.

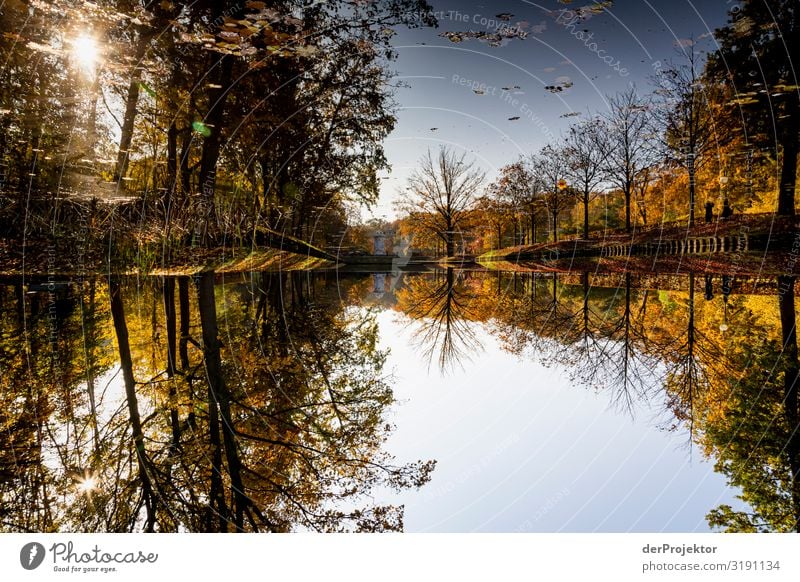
left=74, top=472, right=99, bottom=495
left=70, top=35, right=99, bottom=75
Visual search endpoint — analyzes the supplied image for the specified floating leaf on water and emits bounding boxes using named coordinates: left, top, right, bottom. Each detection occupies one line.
left=294, top=45, right=318, bottom=57
left=495, top=13, right=513, bottom=21
left=192, top=120, right=212, bottom=136
left=508, top=116, right=520, bottom=121
left=440, top=31, right=464, bottom=43
left=138, top=82, right=156, bottom=98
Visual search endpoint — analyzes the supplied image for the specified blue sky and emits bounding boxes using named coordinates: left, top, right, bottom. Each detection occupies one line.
left=370, top=0, right=732, bottom=219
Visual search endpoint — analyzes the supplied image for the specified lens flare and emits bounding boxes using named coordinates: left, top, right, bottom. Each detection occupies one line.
left=75, top=473, right=98, bottom=494
left=71, top=35, right=99, bottom=75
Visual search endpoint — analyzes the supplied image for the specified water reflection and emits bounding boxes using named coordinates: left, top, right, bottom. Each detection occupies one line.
left=0, top=273, right=434, bottom=532
left=396, top=268, right=482, bottom=371
left=0, top=268, right=799, bottom=532
left=391, top=269, right=800, bottom=532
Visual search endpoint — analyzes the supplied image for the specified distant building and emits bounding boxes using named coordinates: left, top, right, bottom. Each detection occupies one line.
left=371, top=229, right=396, bottom=256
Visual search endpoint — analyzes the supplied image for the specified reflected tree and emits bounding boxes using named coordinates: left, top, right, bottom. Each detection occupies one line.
left=0, top=274, right=435, bottom=532
left=705, top=277, right=800, bottom=531
left=396, top=268, right=483, bottom=371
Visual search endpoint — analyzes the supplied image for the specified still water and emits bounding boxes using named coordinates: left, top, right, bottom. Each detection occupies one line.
left=0, top=268, right=796, bottom=532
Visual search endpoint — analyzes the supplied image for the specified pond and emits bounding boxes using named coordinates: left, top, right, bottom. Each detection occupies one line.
left=0, top=267, right=796, bottom=532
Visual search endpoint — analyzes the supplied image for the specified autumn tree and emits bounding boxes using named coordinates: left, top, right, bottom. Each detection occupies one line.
left=603, top=87, right=658, bottom=232
left=652, top=43, right=717, bottom=226
left=563, top=117, right=609, bottom=238
left=530, top=145, right=575, bottom=242
left=704, top=335, right=800, bottom=532
left=396, top=147, right=485, bottom=257
left=487, top=159, right=543, bottom=246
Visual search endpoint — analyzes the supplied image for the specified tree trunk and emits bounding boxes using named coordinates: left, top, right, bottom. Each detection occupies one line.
left=625, top=186, right=632, bottom=232
left=109, top=280, right=157, bottom=531
left=177, top=277, right=194, bottom=428
left=688, top=154, right=696, bottom=226
left=552, top=209, right=559, bottom=243
left=162, top=277, right=181, bottom=450
left=179, top=128, right=192, bottom=196
left=582, top=271, right=590, bottom=333
left=86, top=75, right=100, bottom=150
left=196, top=272, right=247, bottom=531
left=778, top=275, right=800, bottom=531
left=84, top=280, right=100, bottom=453
left=778, top=97, right=799, bottom=216
left=445, top=220, right=454, bottom=256
left=165, top=122, right=177, bottom=220
left=113, top=31, right=152, bottom=182
left=195, top=273, right=227, bottom=531
left=583, top=190, right=590, bottom=239
left=197, top=56, right=234, bottom=245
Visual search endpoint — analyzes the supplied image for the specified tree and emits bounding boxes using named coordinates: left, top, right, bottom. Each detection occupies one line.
left=473, top=195, right=511, bottom=249
left=396, top=147, right=485, bottom=257
left=704, top=333, right=800, bottom=532
left=652, top=43, right=717, bottom=226
left=706, top=0, right=800, bottom=216
left=563, top=117, right=609, bottom=238
left=603, top=87, right=658, bottom=232
left=530, top=145, right=575, bottom=242
left=487, top=159, right=543, bottom=246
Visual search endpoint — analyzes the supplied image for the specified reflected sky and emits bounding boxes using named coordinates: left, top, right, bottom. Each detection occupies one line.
left=375, top=310, right=745, bottom=532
